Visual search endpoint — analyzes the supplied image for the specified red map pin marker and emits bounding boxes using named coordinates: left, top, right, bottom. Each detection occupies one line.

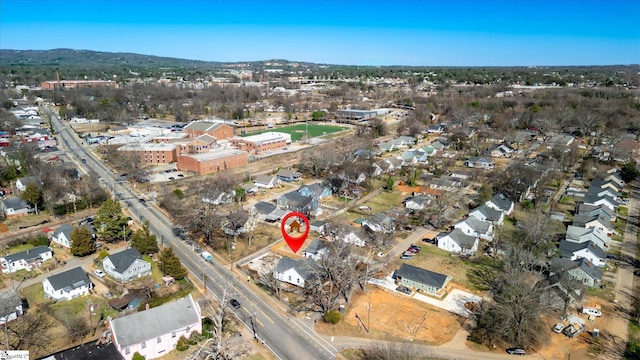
left=280, top=212, right=310, bottom=253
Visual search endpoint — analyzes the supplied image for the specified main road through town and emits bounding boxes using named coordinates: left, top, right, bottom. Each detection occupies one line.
left=42, top=106, right=339, bottom=360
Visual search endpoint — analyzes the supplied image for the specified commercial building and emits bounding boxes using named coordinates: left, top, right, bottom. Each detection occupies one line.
left=183, top=121, right=235, bottom=140
left=335, top=109, right=378, bottom=122
left=177, top=148, right=248, bottom=175
left=117, top=142, right=178, bottom=164
left=230, top=132, right=291, bottom=155
left=40, top=80, right=117, bottom=90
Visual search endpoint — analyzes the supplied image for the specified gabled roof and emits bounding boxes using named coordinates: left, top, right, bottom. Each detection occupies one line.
left=577, top=204, right=616, bottom=218
left=110, top=294, right=200, bottom=348
left=104, top=248, right=145, bottom=274
left=565, top=225, right=608, bottom=243
left=559, top=240, right=606, bottom=260
left=458, top=217, right=491, bottom=234
left=298, top=183, right=330, bottom=198
left=3, top=246, right=51, bottom=263
left=184, top=121, right=225, bottom=132
left=1, top=197, right=30, bottom=210
left=37, top=340, right=124, bottom=360
left=304, top=239, right=328, bottom=255
left=275, top=257, right=318, bottom=280
left=572, top=214, right=613, bottom=230
left=471, top=204, right=503, bottom=221
left=45, top=266, right=92, bottom=292
left=583, top=194, right=617, bottom=206
left=254, top=174, right=275, bottom=184
left=550, top=257, right=602, bottom=280
left=488, top=194, right=514, bottom=212
left=443, top=228, right=478, bottom=249
left=586, top=185, right=619, bottom=198
left=276, top=169, right=300, bottom=178
left=394, top=263, right=449, bottom=289
left=405, top=195, right=431, bottom=206
left=53, top=223, right=73, bottom=239
left=195, top=134, right=217, bottom=144
left=279, top=191, right=312, bottom=208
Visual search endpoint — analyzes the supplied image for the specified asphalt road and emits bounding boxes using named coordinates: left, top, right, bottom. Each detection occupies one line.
left=44, top=106, right=339, bottom=360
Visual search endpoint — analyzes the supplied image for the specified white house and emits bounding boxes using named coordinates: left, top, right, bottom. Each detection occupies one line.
left=102, top=248, right=152, bottom=283
left=464, top=157, right=495, bottom=170
left=341, top=231, right=367, bottom=247
left=559, top=240, right=607, bottom=267
left=404, top=195, right=432, bottom=211
left=253, top=175, right=279, bottom=189
left=565, top=225, right=611, bottom=249
left=573, top=214, right=616, bottom=237
left=485, top=194, right=515, bottom=216
left=583, top=194, right=617, bottom=211
left=453, top=217, right=494, bottom=241
left=302, top=239, right=329, bottom=261
left=0, top=197, right=31, bottom=218
left=0, top=290, right=24, bottom=325
left=51, top=224, right=74, bottom=248
left=110, top=294, right=202, bottom=360
left=274, top=257, right=318, bottom=287
left=43, top=266, right=93, bottom=301
left=0, top=246, right=53, bottom=274
left=16, top=176, right=39, bottom=192
left=437, top=229, right=479, bottom=255
left=469, top=204, right=504, bottom=225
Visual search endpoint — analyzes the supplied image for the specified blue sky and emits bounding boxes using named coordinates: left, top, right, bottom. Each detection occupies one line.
left=1, top=0, right=639, bottom=66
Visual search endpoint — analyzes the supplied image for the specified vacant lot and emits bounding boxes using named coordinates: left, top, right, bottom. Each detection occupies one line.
left=315, top=287, right=461, bottom=345
left=244, top=123, right=348, bottom=142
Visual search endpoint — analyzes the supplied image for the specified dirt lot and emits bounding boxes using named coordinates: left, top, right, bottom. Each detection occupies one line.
left=315, top=287, right=461, bottom=345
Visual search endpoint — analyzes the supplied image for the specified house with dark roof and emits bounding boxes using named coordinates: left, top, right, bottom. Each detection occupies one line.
left=43, top=266, right=93, bottom=301
left=362, top=213, right=395, bottom=233
left=550, top=257, right=602, bottom=288
left=253, top=174, right=279, bottom=189
left=109, top=294, right=201, bottom=360
left=274, top=257, right=318, bottom=287
left=102, top=248, right=151, bottom=283
left=565, top=225, right=610, bottom=249
left=0, top=246, right=53, bottom=273
left=464, top=157, right=494, bottom=170
left=1, top=196, right=31, bottom=217
left=469, top=204, right=504, bottom=225
left=221, top=210, right=254, bottom=236
left=253, top=201, right=276, bottom=218
left=310, top=220, right=327, bottom=234
left=559, top=240, right=607, bottom=267
left=577, top=204, right=616, bottom=223
left=393, top=264, right=451, bottom=296
left=454, top=217, right=494, bottom=241
left=277, top=191, right=317, bottom=215
left=437, top=229, right=479, bottom=255
left=582, top=194, right=617, bottom=211
left=404, top=195, right=432, bottom=211
left=276, top=169, right=301, bottom=182
left=298, top=183, right=332, bottom=200
left=572, top=214, right=616, bottom=236
left=303, top=239, right=329, bottom=261
left=16, top=176, right=39, bottom=192
left=51, top=223, right=74, bottom=248
left=37, top=340, right=123, bottom=360
left=485, top=194, right=515, bottom=216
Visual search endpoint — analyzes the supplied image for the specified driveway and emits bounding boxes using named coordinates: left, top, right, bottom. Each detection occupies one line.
left=369, top=276, right=481, bottom=318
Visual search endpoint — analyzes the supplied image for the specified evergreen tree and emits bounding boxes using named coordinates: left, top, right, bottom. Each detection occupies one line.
left=159, top=247, right=187, bottom=280
left=94, top=199, right=131, bottom=243
left=130, top=221, right=159, bottom=255
left=70, top=226, right=95, bottom=256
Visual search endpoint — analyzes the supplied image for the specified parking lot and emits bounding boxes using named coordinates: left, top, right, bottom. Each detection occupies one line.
left=149, top=168, right=186, bottom=183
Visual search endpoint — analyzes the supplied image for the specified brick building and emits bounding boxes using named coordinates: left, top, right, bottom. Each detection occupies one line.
left=183, top=121, right=235, bottom=140
left=40, top=80, right=117, bottom=90
left=230, top=132, right=291, bottom=155
left=177, top=149, right=248, bottom=175
left=117, top=142, right=178, bottom=164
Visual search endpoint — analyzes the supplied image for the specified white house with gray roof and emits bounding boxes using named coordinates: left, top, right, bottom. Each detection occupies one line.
left=469, top=204, right=504, bottom=225
left=550, top=257, right=602, bottom=288
left=437, top=229, right=479, bottom=255
left=43, top=266, right=93, bottom=301
left=51, top=223, right=74, bottom=248
left=0, top=197, right=31, bottom=218
left=102, top=248, right=151, bottom=283
left=109, top=294, right=201, bottom=360
left=274, top=257, right=318, bottom=287
left=559, top=240, right=607, bottom=267
left=485, top=194, right=514, bottom=216
left=565, top=225, right=610, bottom=249
left=0, top=246, right=53, bottom=274
left=454, top=217, right=494, bottom=241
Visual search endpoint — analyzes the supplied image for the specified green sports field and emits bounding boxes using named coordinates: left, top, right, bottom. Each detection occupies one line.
left=243, top=123, right=348, bottom=142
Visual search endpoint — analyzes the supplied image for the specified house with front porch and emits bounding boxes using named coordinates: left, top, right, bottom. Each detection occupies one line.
left=437, top=229, right=479, bottom=255
left=50, top=224, right=74, bottom=248
left=565, top=225, right=611, bottom=249
left=559, top=240, right=607, bottom=267
left=253, top=175, right=279, bottom=189
left=550, top=257, right=602, bottom=288
left=274, top=257, right=318, bottom=287
left=485, top=194, right=515, bottom=216
left=1, top=246, right=53, bottom=273
left=43, top=266, right=93, bottom=301
left=393, top=264, right=451, bottom=296
left=110, top=294, right=201, bottom=360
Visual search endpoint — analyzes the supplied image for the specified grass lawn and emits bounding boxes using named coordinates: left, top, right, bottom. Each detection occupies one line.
left=243, top=123, right=347, bottom=142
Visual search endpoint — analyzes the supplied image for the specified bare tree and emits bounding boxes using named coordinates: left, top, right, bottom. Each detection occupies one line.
left=257, top=259, right=281, bottom=299
left=359, top=341, right=425, bottom=360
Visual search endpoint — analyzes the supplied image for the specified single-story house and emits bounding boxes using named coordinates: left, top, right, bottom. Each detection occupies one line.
left=437, top=229, right=479, bottom=255
left=550, top=257, right=602, bottom=288
left=110, top=294, right=201, bottom=360
left=577, top=204, right=616, bottom=223
left=303, top=239, right=329, bottom=261
left=102, top=248, right=152, bottom=283
left=16, top=176, right=39, bottom=192
left=565, top=225, right=610, bottom=249
left=453, top=217, right=494, bottom=241
left=221, top=210, right=252, bottom=236
left=469, top=204, right=504, bottom=225
left=393, top=263, right=451, bottom=296
left=404, top=195, right=432, bottom=211
left=277, top=191, right=317, bottom=215
left=340, top=230, right=367, bottom=247
left=427, top=124, right=445, bottom=134
left=1, top=197, right=31, bottom=217
left=310, top=220, right=327, bottom=234
left=274, top=257, right=318, bottom=287
left=559, top=240, right=607, bottom=267
left=43, top=266, right=93, bottom=301
left=253, top=175, right=279, bottom=189
left=298, top=183, right=332, bottom=200
left=1, top=246, right=53, bottom=273
left=0, top=290, right=25, bottom=326
left=485, top=194, right=515, bottom=216
left=51, top=223, right=74, bottom=248
left=582, top=194, right=617, bottom=211
left=572, top=214, right=616, bottom=236
left=276, top=169, right=301, bottom=182
left=362, top=213, right=395, bottom=233
left=491, top=144, right=515, bottom=158
left=464, top=157, right=495, bottom=170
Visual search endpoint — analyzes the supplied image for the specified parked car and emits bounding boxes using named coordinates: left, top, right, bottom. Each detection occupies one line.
left=395, top=286, right=412, bottom=295
left=93, top=269, right=106, bottom=278
left=406, top=247, right=419, bottom=253
left=81, top=158, right=87, bottom=164
left=552, top=323, right=565, bottom=333
left=230, top=299, right=241, bottom=309
left=506, top=347, right=526, bottom=356
left=410, top=245, right=421, bottom=250
left=400, top=255, right=413, bottom=260
left=422, top=238, right=437, bottom=244
left=403, top=251, right=416, bottom=256
left=582, top=307, right=602, bottom=317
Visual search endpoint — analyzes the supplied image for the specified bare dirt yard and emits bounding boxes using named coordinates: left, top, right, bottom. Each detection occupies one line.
left=315, top=287, right=461, bottom=345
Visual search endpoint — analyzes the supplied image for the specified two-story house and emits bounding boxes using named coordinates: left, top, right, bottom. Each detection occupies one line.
left=43, top=266, right=93, bottom=301
left=1, top=246, right=53, bottom=273
left=102, top=248, right=152, bottom=283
